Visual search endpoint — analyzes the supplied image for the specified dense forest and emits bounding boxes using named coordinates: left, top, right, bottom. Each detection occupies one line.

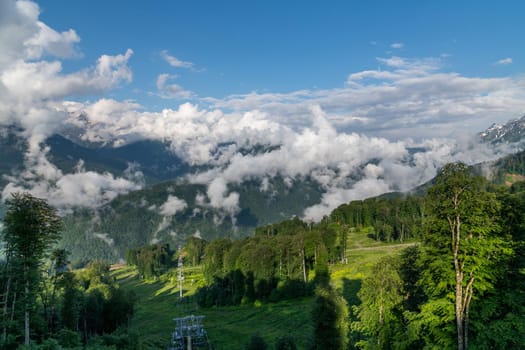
left=2, top=161, right=525, bottom=348
left=57, top=176, right=324, bottom=264
left=0, top=194, right=137, bottom=349
left=178, top=194, right=425, bottom=310
left=348, top=163, right=525, bottom=349
left=163, top=163, right=524, bottom=349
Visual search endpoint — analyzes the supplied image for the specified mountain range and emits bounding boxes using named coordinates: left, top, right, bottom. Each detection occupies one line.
left=479, top=115, right=525, bottom=145
left=1, top=115, right=525, bottom=263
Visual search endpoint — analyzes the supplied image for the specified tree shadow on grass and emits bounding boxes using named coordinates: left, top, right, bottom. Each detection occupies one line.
left=342, top=278, right=363, bottom=349
left=341, top=278, right=362, bottom=307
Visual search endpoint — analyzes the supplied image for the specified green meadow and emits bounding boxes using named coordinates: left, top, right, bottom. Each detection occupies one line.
left=114, top=229, right=412, bottom=349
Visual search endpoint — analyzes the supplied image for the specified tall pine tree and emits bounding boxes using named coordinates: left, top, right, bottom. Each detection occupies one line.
left=2, top=192, right=62, bottom=346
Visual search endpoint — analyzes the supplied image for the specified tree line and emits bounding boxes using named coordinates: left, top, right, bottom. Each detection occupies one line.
left=187, top=194, right=424, bottom=309
left=192, top=216, right=342, bottom=307
left=329, top=195, right=424, bottom=242
left=125, top=243, right=174, bottom=279
left=0, top=193, right=136, bottom=349
left=351, top=163, right=525, bottom=349
left=192, top=162, right=525, bottom=349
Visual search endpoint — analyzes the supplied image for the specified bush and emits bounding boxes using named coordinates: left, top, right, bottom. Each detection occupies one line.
left=269, top=279, right=312, bottom=301
left=34, top=339, right=63, bottom=350
left=57, top=328, right=81, bottom=348
left=245, top=334, right=268, bottom=350
left=275, top=335, right=297, bottom=350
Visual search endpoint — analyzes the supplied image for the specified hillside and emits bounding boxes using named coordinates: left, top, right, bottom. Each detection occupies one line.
left=36, top=147, right=525, bottom=263
left=2, top=158, right=524, bottom=349
left=114, top=227, right=409, bottom=349
left=3, top=116, right=525, bottom=263
left=115, top=164, right=525, bottom=349
left=61, top=177, right=323, bottom=263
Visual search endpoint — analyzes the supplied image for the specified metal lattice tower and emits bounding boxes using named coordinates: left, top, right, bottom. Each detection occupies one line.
left=168, top=315, right=211, bottom=350
left=177, top=253, right=184, bottom=298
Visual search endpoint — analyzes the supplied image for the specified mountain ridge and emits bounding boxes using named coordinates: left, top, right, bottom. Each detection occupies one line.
left=479, top=114, right=525, bottom=144
left=2, top=115, right=525, bottom=262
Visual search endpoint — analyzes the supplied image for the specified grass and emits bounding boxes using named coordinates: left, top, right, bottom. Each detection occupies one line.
left=203, top=298, right=314, bottom=349
left=115, top=266, right=314, bottom=349
left=113, top=228, right=414, bottom=349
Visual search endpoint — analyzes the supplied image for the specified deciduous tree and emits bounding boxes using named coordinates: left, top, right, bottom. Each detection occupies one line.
left=424, top=163, right=508, bottom=350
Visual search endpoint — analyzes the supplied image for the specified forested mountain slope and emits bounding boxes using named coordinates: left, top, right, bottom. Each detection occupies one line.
left=60, top=176, right=323, bottom=263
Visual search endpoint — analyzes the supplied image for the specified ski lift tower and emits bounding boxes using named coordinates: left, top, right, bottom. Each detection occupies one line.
left=168, top=315, right=211, bottom=350
left=177, top=253, right=184, bottom=299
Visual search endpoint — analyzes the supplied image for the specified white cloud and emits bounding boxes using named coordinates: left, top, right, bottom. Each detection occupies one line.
left=149, top=194, right=187, bottom=243
left=25, top=21, right=81, bottom=60
left=0, top=0, right=133, bottom=145
left=56, top=66, right=525, bottom=216
left=160, top=50, right=194, bottom=69
left=1, top=49, right=132, bottom=102
left=93, top=233, right=114, bottom=246
left=205, top=56, right=525, bottom=141
left=206, top=177, right=240, bottom=214
left=155, top=73, right=193, bottom=99
left=390, top=42, right=404, bottom=49
left=0, top=0, right=80, bottom=66
left=304, top=178, right=391, bottom=222
left=495, top=57, right=513, bottom=65
left=1, top=0, right=524, bottom=223
left=159, top=195, right=187, bottom=216
left=1, top=156, right=142, bottom=210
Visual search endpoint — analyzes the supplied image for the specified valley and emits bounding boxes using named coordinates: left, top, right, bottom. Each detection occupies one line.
left=114, top=227, right=407, bottom=349
left=1, top=2, right=525, bottom=347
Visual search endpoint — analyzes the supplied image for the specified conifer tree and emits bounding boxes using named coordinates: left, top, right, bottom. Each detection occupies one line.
left=2, top=192, right=62, bottom=346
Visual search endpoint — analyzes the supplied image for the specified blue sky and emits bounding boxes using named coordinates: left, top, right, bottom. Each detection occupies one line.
left=35, top=0, right=523, bottom=107
left=2, top=0, right=525, bottom=217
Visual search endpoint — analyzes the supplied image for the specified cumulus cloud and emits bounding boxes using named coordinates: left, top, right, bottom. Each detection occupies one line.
left=63, top=100, right=288, bottom=165
left=301, top=135, right=510, bottom=221
left=206, top=178, right=240, bottom=214
left=159, top=195, right=187, bottom=216
left=0, top=0, right=80, bottom=66
left=1, top=0, right=525, bottom=223
left=2, top=155, right=142, bottom=211
left=0, top=0, right=133, bottom=146
left=25, top=21, right=81, bottom=60
left=2, top=49, right=132, bottom=102
left=155, top=73, right=193, bottom=99
left=204, top=55, right=525, bottom=140
left=0, top=1, right=140, bottom=211
left=58, top=79, right=523, bottom=218
left=495, top=57, right=513, bottom=65
left=0, top=48, right=134, bottom=159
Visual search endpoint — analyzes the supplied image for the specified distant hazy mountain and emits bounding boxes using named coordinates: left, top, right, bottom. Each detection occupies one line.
left=4, top=114, right=525, bottom=263
left=46, top=134, right=190, bottom=183
left=479, top=115, right=525, bottom=144
left=0, top=126, right=324, bottom=261
left=60, top=176, right=323, bottom=263
left=0, top=126, right=25, bottom=189
left=0, top=127, right=190, bottom=186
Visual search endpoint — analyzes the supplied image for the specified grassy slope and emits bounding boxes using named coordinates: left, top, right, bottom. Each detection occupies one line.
left=114, top=229, right=414, bottom=349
